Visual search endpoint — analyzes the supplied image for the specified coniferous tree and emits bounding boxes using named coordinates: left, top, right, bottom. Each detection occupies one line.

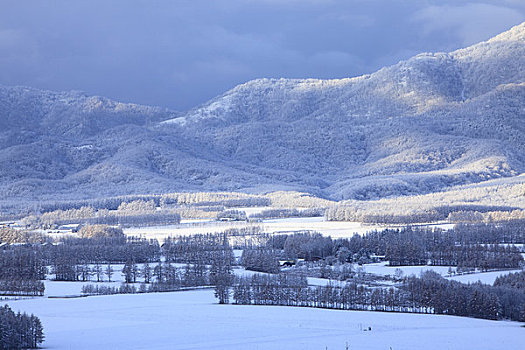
left=106, top=263, right=114, bottom=282
left=122, top=260, right=134, bottom=284
left=142, top=262, right=152, bottom=284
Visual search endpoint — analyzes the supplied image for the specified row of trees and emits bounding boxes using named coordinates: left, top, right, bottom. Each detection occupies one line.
left=52, top=261, right=117, bottom=282
left=387, top=243, right=523, bottom=269
left=0, top=248, right=46, bottom=281
left=82, top=248, right=235, bottom=303
left=325, top=205, right=443, bottom=224
left=453, top=222, right=525, bottom=244
left=0, top=247, right=46, bottom=295
left=160, top=192, right=270, bottom=207
left=216, top=210, right=247, bottom=221
left=0, top=227, right=47, bottom=244
left=337, top=224, right=525, bottom=257
left=34, top=204, right=181, bottom=228
left=403, top=271, right=525, bottom=321
left=81, top=261, right=211, bottom=293
left=268, top=232, right=334, bottom=260
left=241, top=248, right=280, bottom=273
left=223, top=227, right=270, bottom=249
left=232, top=274, right=413, bottom=311
left=0, top=305, right=44, bottom=349
left=45, top=235, right=160, bottom=265
left=227, top=272, right=525, bottom=321
left=0, top=280, right=44, bottom=296
left=325, top=203, right=523, bottom=224
left=162, top=233, right=231, bottom=264
left=249, top=208, right=323, bottom=220
left=5, top=191, right=274, bottom=223
left=448, top=209, right=525, bottom=223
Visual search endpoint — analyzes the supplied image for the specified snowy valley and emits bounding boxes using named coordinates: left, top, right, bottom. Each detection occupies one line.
left=1, top=19, right=524, bottom=350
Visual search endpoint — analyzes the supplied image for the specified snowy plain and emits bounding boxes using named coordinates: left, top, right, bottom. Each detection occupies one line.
left=6, top=289, right=524, bottom=350
left=123, top=216, right=453, bottom=240
left=3, top=255, right=523, bottom=349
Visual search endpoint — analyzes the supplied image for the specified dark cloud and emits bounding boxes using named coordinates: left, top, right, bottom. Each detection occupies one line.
left=412, top=3, right=524, bottom=46
left=0, top=0, right=523, bottom=110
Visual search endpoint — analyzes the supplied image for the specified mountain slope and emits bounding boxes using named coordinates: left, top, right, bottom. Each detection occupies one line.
left=0, top=23, right=524, bottom=201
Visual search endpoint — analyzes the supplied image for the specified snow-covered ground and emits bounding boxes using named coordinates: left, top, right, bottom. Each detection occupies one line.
left=448, top=269, right=524, bottom=285
left=123, top=213, right=458, bottom=241
left=233, top=266, right=333, bottom=287
left=124, top=220, right=257, bottom=239
left=124, top=216, right=394, bottom=240
left=43, top=280, right=121, bottom=297
left=6, top=289, right=523, bottom=350
left=361, top=262, right=523, bottom=284
left=361, top=262, right=454, bottom=277
left=261, top=217, right=385, bottom=238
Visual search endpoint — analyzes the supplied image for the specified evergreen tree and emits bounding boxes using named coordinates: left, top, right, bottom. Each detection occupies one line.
left=105, top=263, right=114, bottom=282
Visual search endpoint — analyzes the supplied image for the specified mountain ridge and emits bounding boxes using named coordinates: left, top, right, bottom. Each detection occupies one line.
left=0, top=22, right=523, bottom=201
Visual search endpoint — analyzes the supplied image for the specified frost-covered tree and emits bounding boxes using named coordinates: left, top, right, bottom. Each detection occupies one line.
left=106, top=263, right=114, bottom=282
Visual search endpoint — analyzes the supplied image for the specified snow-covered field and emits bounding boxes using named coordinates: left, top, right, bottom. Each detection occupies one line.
left=6, top=289, right=523, bottom=350
left=124, top=216, right=398, bottom=240
left=5, top=261, right=523, bottom=349
left=261, top=217, right=386, bottom=238
left=361, top=262, right=454, bottom=277
left=43, top=280, right=120, bottom=297
left=123, top=212, right=458, bottom=241
left=361, top=262, right=523, bottom=284
left=448, top=269, right=524, bottom=285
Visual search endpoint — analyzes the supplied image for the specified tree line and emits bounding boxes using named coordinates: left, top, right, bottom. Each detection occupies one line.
left=82, top=244, right=235, bottom=303
left=45, top=236, right=160, bottom=281
left=241, top=248, right=280, bottom=273
left=264, top=225, right=524, bottom=270
left=162, top=233, right=231, bottom=265
left=249, top=208, right=324, bottom=220
left=0, top=247, right=45, bottom=296
left=227, top=271, right=525, bottom=322
left=31, top=202, right=181, bottom=229
left=325, top=203, right=524, bottom=224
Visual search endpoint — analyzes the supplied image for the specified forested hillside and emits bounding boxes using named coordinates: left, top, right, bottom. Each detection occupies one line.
left=0, top=23, right=523, bottom=201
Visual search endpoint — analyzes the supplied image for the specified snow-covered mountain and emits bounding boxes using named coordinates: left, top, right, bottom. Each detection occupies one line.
left=1, top=22, right=524, bottom=201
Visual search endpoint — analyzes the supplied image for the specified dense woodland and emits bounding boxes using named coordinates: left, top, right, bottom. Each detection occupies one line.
left=0, top=305, right=43, bottom=349
left=494, top=270, right=525, bottom=291
left=265, top=224, right=525, bottom=270
left=241, top=248, right=280, bottom=273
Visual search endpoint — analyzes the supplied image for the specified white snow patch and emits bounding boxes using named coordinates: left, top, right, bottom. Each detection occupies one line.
left=447, top=269, right=523, bottom=285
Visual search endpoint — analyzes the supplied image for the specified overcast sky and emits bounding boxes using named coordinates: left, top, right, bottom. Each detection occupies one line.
left=0, top=0, right=523, bottom=111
